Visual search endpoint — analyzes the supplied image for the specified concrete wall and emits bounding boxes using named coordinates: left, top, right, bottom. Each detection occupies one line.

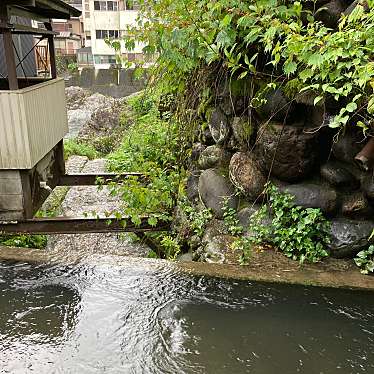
left=65, top=68, right=145, bottom=97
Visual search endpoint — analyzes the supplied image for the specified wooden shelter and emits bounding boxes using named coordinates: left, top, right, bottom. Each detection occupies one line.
left=0, top=1, right=167, bottom=234
left=0, top=0, right=79, bottom=223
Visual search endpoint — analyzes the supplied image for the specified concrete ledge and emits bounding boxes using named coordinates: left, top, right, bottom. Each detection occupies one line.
left=0, top=245, right=373, bottom=291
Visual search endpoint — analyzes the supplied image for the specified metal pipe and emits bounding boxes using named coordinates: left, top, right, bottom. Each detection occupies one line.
left=355, top=138, right=374, bottom=171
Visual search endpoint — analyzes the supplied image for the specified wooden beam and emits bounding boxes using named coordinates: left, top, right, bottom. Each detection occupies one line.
left=11, top=23, right=57, bottom=36
left=8, top=6, right=48, bottom=23
left=44, top=21, right=56, bottom=78
left=0, top=5, right=18, bottom=89
left=0, top=217, right=170, bottom=234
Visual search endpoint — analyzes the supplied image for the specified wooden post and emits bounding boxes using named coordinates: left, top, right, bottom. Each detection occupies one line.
left=0, top=5, right=18, bottom=89
left=44, top=21, right=57, bottom=79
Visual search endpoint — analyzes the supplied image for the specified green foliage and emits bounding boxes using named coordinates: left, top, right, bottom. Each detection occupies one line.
left=239, top=183, right=330, bottom=264
left=64, top=139, right=100, bottom=160
left=107, top=92, right=185, bottom=226
left=159, top=235, right=181, bottom=260
left=222, top=197, right=243, bottom=236
left=120, top=0, right=374, bottom=134
left=67, top=62, right=78, bottom=73
left=180, top=199, right=213, bottom=237
left=0, top=234, right=47, bottom=249
left=231, top=236, right=252, bottom=265
left=355, top=229, right=374, bottom=274
left=355, top=245, right=374, bottom=275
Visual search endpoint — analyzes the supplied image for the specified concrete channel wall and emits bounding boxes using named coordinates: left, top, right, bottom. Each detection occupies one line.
left=65, top=68, right=145, bottom=98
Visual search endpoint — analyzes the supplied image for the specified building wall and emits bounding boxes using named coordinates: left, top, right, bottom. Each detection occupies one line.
left=82, top=0, right=144, bottom=69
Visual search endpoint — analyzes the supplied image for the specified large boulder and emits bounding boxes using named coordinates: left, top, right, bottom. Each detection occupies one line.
left=208, top=108, right=230, bottom=145
left=200, top=235, right=235, bottom=264
left=229, top=152, right=266, bottom=200
left=198, top=169, right=238, bottom=218
left=363, top=177, right=374, bottom=201
left=237, top=205, right=261, bottom=228
left=65, top=86, right=90, bottom=110
left=328, top=219, right=373, bottom=258
left=198, top=145, right=231, bottom=170
left=332, top=131, right=365, bottom=165
left=186, top=171, right=200, bottom=202
left=281, top=183, right=338, bottom=214
left=191, top=143, right=206, bottom=161
left=315, top=0, right=346, bottom=28
left=257, top=89, right=294, bottom=122
left=341, top=192, right=371, bottom=217
left=256, top=123, right=320, bottom=182
left=237, top=205, right=272, bottom=234
left=231, top=117, right=255, bottom=147
left=320, top=160, right=359, bottom=189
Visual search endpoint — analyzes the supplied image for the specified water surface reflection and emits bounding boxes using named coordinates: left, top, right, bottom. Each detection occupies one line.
left=0, top=259, right=373, bottom=373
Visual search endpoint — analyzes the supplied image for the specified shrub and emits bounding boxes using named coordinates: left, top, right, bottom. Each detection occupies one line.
left=0, top=234, right=47, bottom=249
left=240, top=183, right=330, bottom=264
left=106, top=92, right=185, bottom=227
left=355, top=245, right=374, bottom=275
left=64, top=139, right=100, bottom=160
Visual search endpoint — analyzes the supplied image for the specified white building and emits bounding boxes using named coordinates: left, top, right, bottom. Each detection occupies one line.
left=80, top=0, right=144, bottom=69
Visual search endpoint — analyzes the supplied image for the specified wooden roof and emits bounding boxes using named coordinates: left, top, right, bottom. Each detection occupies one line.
left=4, top=0, right=81, bottom=21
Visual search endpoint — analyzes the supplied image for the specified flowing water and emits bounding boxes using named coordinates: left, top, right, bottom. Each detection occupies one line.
left=0, top=256, right=374, bottom=374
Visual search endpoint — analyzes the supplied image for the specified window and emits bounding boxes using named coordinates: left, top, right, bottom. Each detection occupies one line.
left=94, top=55, right=117, bottom=64
left=85, top=11, right=90, bottom=18
left=68, top=23, right=73, bottom=29
left=94, top=1, right=118, bottom=11
left=96, top=29, right=119, bottom=39
left=85, top=4, right=89, bottom=10
left=107, top=1, right=118, bottom=11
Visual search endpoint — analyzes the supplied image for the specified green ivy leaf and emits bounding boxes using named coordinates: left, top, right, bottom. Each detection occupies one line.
left=284, top=61, right=297, bottom=75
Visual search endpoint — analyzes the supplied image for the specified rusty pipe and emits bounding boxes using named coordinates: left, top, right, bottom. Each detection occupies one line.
left=355, top=137, right=374, bottom=171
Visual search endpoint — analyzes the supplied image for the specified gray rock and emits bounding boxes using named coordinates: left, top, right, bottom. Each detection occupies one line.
left=256, top=123, right=320, bottom=182
left=282, top=183, right=338, bottom=214
left=257, top=89, right=293, bottom=122
left=177, top=252, right=194, bottom=262
left=237, top=205, right=263, bottom=227
left=232, top=117, right=255, bottom=147
left=208, top=108, right=230, bottom=145
left=343, top=0, right=368, bottom=15
left=341, top=192, right=370, bottom=216
left=198, top=145, right=231, bottom=170
left=362, top=175, right=374, bottom=201
left=229, top=152, right=266, bottom=200
left=328, top=219, right=374, bottom=258
left=320, top=161, right=359, bottom=189
left=65, top=86, right=90, bottom=110
left=191, top=143, right=206, bottom=161
left=315, top=0, right=345, bottom=28
left=202, top=126, right=215, bottom=146
left=295, top=90, right=323, bottom=106
left=65, top=88, right=121, bottom=139
left=198, top=169, right=238, bottom=218
left=186, top=172, right=200, bottom=202
left=202, top=219, right=228, bottom=244
left=332, top=131, right=365, bottom=165
left=200, top=235, right=235, bottom=264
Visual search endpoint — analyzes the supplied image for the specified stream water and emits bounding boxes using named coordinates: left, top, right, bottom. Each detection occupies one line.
left=0, top=256, right=374, bottom=374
